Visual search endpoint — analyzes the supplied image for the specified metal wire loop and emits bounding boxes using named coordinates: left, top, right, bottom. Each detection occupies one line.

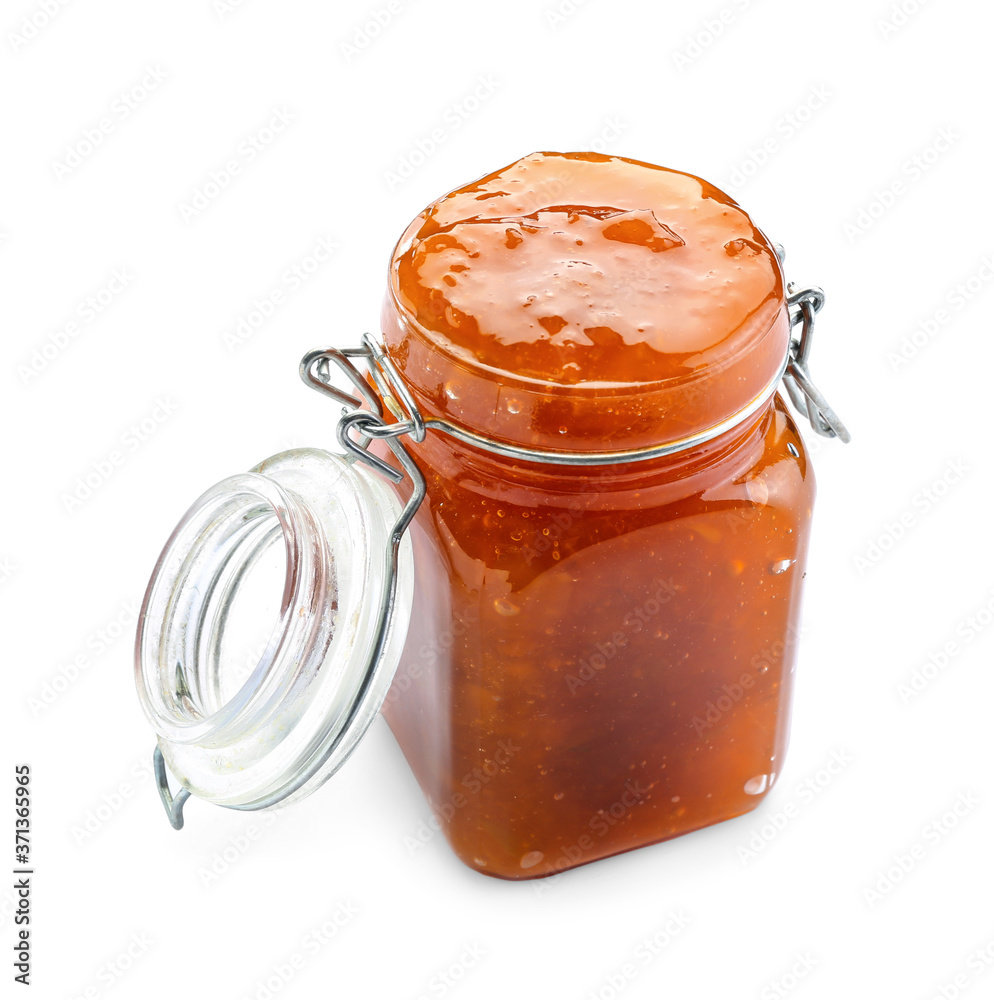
left=300, top=346, right=382, bottom=416
left=787, top=285, right=826, bottom=317
left=154, top=745, right=191, bottom=830
left=363, top=335, right=427, bottom=443
left=783, top=284, right=851, bottom=442
left=354, top=415, right=420, bottom=441
left=336, top=411, right=406, bottom=484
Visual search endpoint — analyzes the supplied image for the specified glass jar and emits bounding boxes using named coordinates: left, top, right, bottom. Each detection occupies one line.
left=134, top=151, right=848, bottom=879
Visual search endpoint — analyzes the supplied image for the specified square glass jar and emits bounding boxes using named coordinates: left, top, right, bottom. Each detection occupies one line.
left=136, top=151, right=847, bottom=880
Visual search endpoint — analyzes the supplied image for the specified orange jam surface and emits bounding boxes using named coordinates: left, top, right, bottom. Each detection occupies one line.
left=380, top=152, right=813, bottom=879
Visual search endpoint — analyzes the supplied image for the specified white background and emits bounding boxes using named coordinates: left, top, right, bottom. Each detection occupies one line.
left=3, top=0, right=993, bottom=997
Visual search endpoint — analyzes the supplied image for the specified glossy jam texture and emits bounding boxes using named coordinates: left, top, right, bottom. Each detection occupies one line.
left=384, top=153, right=789, bottom=452
left=380, top=153, right=812, bottom=879
left=394, top=151, right=783, bottom=384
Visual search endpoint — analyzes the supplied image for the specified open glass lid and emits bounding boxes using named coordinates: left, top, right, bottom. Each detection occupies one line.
left=135, top=344, right=423, bottom=828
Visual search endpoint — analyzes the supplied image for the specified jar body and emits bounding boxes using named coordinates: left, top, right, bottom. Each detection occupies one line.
left=381, top=394, right=814, bottom=880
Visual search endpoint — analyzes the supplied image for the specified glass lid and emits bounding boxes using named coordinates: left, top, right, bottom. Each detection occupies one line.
left=134, top=446, right=414, bottom=820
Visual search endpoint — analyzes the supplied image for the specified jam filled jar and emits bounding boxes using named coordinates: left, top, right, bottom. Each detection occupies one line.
left=134, top=151, right=848, bottom=880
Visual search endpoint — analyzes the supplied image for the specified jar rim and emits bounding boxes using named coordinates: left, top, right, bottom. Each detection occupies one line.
left=134, top=448, right=414, bottom=811
left=375, top=337, right=790, bottom=466
left=134, top=471, right=318, bottom=748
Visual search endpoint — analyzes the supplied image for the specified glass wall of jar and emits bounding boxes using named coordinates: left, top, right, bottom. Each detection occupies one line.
left=377, top=151, right=817, bottom=879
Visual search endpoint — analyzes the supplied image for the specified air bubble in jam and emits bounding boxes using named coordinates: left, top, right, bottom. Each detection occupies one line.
left=724, top=238, right=764, bottom=258
left=770, top=559, right=795, bottom=575
left=520, top=851, right=545, bottom=869
left=744, top=775, right=769, bottom=795
left=493, top=597, right=520, bottom=616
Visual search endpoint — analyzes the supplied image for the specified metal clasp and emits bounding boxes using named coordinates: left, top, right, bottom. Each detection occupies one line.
left=300, top=336, right=427, bottom=537
left=153, top=746, right=190, bottom=830
left=300, top=335, right=428, bottom=490
left=783, top=284, right=851, bottom=442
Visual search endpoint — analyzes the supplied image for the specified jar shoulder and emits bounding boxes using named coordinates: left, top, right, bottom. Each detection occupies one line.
left=400, top=396, right=814, bottom=594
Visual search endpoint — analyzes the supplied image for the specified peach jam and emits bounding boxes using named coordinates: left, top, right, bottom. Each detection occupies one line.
left=378, top=151, right=816, bottom=879
left=137, top=150, right=846, bottom=879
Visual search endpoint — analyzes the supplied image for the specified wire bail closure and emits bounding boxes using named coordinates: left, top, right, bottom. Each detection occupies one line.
left=300, top=338, right=428, bottom=485
left=784, top=285, right=851, bottom=442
